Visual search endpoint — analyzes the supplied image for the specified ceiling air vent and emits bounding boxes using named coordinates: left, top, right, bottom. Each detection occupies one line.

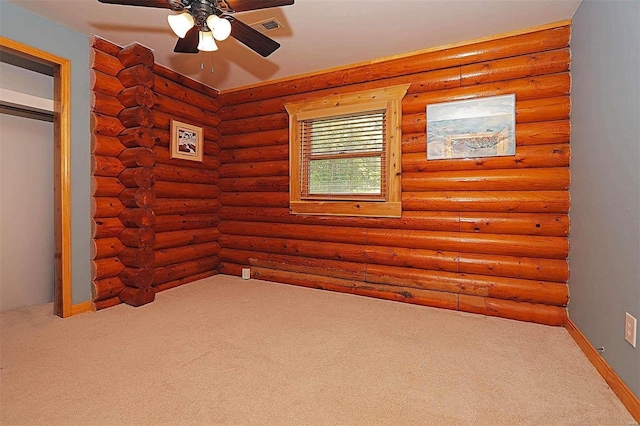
left=250, top=18, right=284, bottom=33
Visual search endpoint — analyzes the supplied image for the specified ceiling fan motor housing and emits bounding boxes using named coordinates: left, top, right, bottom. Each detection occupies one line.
left=189, top=0, right=217, bottom=27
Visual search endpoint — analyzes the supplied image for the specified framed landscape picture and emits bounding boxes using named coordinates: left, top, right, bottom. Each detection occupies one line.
left=426, top=94, right=516, bottom=160
left=170, top=119, right=203, bottom=162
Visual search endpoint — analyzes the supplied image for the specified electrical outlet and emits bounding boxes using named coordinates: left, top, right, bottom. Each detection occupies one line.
left=241, top=268, right=251, bottom=280
left=625, top=313, right=637, bottom=348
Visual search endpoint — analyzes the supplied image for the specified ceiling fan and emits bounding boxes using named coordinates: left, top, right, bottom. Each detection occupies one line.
left=97, top=0, right=295, bottom=57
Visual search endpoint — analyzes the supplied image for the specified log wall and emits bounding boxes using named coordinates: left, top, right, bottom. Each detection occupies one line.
left=90, top=37, right=221, bottom=309
left=216, top=24, right=572, bottom=325
left=150, top=63, right=222, bottom=292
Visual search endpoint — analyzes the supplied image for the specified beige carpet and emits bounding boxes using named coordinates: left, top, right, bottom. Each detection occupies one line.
left=0, top=275, right=634, bottom=425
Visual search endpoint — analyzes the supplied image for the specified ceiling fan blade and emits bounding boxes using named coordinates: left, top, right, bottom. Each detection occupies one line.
left=97, top=0, right=183, bottom=10
left=230, top=18, right=281, bottom=57
left=174, top=27, right=200, bottom=53
left=223, top=0, right=294, bottom=13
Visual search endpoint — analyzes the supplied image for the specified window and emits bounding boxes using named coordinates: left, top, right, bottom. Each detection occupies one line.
left=285, top=84, right=409, bottom=217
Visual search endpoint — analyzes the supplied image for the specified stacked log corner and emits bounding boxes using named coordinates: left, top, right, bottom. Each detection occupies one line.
left=90, top=37, right=222, bottom=310
left=90, top=36, right=127, bottom=310
left=216, top=24, right=573, bottom=326
left=115, top=43, right=157, bottom=307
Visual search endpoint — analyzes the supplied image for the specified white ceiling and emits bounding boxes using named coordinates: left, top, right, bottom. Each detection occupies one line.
left=8, top=0, right=582, bottom=92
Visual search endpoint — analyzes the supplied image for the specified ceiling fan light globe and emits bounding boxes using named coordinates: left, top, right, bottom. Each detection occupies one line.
left=198, top=31, right=219, bottom=52
left=210, top=16, right=232, bottom=41
left=168, top=12, right=195, bottom=38
left=206, top=14, right=221, bottom=29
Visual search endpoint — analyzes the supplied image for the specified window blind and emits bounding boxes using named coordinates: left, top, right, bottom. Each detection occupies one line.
left=300, top=110, right=387, bottom=200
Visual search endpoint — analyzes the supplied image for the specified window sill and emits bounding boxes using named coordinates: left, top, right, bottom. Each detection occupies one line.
left=290, top=201, right=401, bottom=218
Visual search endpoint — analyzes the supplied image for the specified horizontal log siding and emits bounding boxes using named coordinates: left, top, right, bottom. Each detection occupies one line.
left=150, top=62, right=221, bottom=289
left=216, top=24, right=572, bottom=325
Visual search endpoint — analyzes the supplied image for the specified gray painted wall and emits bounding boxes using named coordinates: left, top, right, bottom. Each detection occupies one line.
left=0, top=61, right=53, bottom=98
left=1, top=113, right=55, bottom=311
left=570, top=0, right=640, bottom=397
left=0, top=0, right=92, bottom=305
left=1, top=63, right=55, bottom=311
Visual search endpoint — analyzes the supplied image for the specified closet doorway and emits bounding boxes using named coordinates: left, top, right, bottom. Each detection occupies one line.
left=0, top=37, right=72, bottom=317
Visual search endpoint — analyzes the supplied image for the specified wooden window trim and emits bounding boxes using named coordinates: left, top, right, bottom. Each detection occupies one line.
left=285, top=84, right=409, bottom=217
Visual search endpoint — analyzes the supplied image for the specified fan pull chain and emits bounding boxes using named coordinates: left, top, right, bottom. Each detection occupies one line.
left=199, top=53, right=214, bottom=74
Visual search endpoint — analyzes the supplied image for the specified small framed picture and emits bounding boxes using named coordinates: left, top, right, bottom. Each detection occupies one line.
left=170, top=119, right=203, bottom=162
